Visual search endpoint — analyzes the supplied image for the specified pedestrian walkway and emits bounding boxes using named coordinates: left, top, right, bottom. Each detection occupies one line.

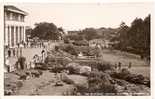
left=22, top=48, right=43, bottom=64
left=17, top=71, right=74, bottom=95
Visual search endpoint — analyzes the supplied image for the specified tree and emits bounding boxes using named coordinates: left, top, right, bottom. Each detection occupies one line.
left=81, top=28, right=99, bottom=41
left=143, top=14, right=150, bottom=56
left=115, top=15, right=150, bottom=57
left=117, top=22, right=129, bottom=50
left=25, top=27, right=33, bottom=39
left=58, top=27, right=64, bottom=40
left=58, top=27, right=65, bottom=34
left=65, top=35, right=84, bottom=41
left=31, top=22, right=60, bottom=40
left=127, top=17, right=146, bottom=55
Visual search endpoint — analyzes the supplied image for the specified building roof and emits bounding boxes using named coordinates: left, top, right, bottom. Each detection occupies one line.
left=4, top=5, right=28, bottom=16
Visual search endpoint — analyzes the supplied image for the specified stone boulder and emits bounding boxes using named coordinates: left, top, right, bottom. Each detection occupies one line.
left=79, top=66, right=91, bottom=76
left=66, top=63, right=81, bottom=74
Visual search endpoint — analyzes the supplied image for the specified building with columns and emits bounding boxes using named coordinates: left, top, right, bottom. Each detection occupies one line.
left=4, top=5, right=28, bottom=48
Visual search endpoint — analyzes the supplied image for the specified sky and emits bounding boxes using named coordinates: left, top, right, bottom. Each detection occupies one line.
left=6, top=3, right=153, bottom=31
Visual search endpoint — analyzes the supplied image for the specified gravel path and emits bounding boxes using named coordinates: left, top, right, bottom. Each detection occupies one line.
left=16, top=71, right=85, bottom=95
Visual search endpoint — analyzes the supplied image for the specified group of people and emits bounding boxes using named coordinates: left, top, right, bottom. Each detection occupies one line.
left=115, top=62, right=132, bottom=70
left=7, top=48, right=22, bottom=58
left=28, top=48, right=47, bottom=69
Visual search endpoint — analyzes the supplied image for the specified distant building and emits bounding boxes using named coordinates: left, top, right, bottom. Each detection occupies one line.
left=89, top=39, right=110, bottom=48
left=4, top=5, right=28, bottom=48
left=67, top=31, right=79, bottom=35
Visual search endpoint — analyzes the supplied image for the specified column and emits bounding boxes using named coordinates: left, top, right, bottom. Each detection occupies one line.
left=9, top=26, right=12, bottom=47
left=19, top=26, right=22, bottom=43
left=14, top=26, right=16, bottom=47
left=7, top=26, right=9, bottom=47
left=23, top=26, right=26, bottom=42
left=18, top=26, right=20, bottom=43
left=5, top=25, right=8, bottom=46
left=21, top=26, right=23, bottom=42
left=4, top=26, right=6, bottom=45
left=16, top=26, right=18, bottom=44
left=22, top=26, right=24, bottom=42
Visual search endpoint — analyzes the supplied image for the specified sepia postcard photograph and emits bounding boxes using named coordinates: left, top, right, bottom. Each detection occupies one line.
left=3, top=2, right=153, bottom=96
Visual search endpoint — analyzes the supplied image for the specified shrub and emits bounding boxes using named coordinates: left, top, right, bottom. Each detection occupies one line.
left=44, top=56, right=56, bottom=63
left=4, top=89, right=13, bottom=95
left=38, top=70, right=43, bottom=75
left=73, top=71, right=118, bottom=95
left=35, top=63, right=48, bottom=70
left=50, top=64, right=65, bottom=73
left=56, top=57, right=72, bottom=66
left=125, top=74, right=145, bottom=84
left=31, top=71, right=40, bottom=78
left=65, top=45, right=78, bottom=56
left=96, top=62, right=114, bottom=72
left=59, top=44, right=78, bottom=56
left=19, top=74, right=27, bottom=80
left=88, top=71, right=112, bottom=85
left=75, top=84, right=89, bottom=95
left=87, top=71, right=117, bottom=94
left=72, top=40, right=89, bottom=46
left=61, top=74, right=74, bottom=84
left=55, top=45, right=59, bottom=51
left=64, top=38, right=69, bottom=44
left=111, top=68, right=149, bottom=86
left=16, top=81, right=23, bottom=88
left=34, top=65, right=48, bottom=70
left=100, top=83, right=117, bottom=94
left=146, top=80, right=150, bottom=87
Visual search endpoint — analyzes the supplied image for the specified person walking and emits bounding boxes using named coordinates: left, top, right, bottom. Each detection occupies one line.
left=118, top=62, right=122, bottom=70
left=128, top=62, right=132, bottom=69
left=41, top=49, right=45, bottom=62
left=13, top=49, right=16, bottom=57
left=8, top=49, right=11, bottom=57
left=115, top=63, right=117, bottom=69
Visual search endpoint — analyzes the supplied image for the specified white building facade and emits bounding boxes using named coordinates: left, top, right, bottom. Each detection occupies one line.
left=4, top=5, right=28, bottom=48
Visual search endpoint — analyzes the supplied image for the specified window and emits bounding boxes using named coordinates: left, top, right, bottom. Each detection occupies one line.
left=5, top=12, right=10, bottom=20
left=12, top=13, right=18, bottom=21
left=15, top=14, right=18, bottom=21
left=20, top=15, right=24, bottom=22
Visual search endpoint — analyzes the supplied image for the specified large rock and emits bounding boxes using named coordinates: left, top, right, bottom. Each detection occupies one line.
left=66, top=63, right=81, bottom=74
left=79, top=66, right=91, bottom=76
left=61, top=73, right=75, bottom=84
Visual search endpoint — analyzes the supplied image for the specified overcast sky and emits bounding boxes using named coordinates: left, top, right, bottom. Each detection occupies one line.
left=6, top=3, right=153, bottom=31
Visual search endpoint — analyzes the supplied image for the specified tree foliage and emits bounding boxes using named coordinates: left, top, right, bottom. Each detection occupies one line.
left=31, top=22, right=60, bottom=40
left=115, top=15, right=150, bottom=56
left=81, top=28, right=99, bottom=41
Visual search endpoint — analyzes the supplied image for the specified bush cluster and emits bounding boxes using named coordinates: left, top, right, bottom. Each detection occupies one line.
left=111, top=68, right=150, bottom=87
left=72, top=40, right=89, bottom=46
left=58, top=44, right=101, bottom=57
left=75, top=71, right=117, bottom=95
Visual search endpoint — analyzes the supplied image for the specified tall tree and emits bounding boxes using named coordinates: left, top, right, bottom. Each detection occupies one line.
left=31, top=22, right=60, bottom=40
left=117, top=22, right=129, bottom=50
left=115, top=15, right=150, bottom=56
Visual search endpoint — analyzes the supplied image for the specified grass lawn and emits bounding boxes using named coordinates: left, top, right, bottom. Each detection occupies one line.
left=100, top=49, right=150, bottom=77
